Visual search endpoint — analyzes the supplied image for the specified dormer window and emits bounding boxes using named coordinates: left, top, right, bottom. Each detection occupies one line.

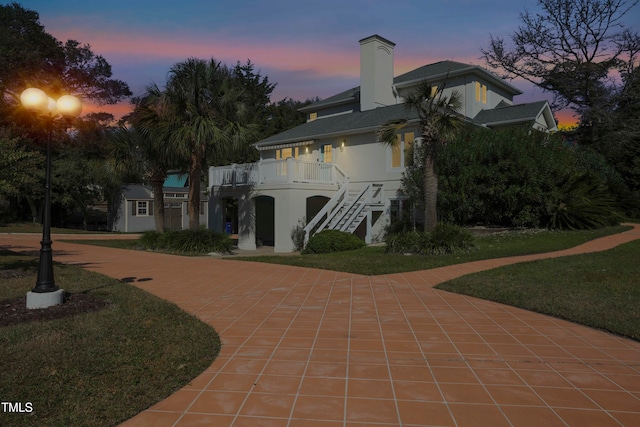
left=309, top=112, right=318, bottom=121
left=475, top=82, right=487, bottom=104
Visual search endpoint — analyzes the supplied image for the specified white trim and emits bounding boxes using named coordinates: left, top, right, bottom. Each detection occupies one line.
left=136, top=200, right=150, bottom=216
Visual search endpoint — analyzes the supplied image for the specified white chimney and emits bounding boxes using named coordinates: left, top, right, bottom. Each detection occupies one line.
left=359, top=35, right=395, bottom=111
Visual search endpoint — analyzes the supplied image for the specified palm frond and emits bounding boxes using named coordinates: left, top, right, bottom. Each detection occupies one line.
left=377, top=119, right=408, bottom=145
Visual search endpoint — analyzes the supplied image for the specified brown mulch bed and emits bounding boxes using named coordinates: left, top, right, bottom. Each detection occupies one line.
left=0, top=292, right=110, bottom=328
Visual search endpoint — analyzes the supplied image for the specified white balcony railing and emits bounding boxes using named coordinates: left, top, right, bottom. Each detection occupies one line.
left=210, top=158, right=348, bottom=187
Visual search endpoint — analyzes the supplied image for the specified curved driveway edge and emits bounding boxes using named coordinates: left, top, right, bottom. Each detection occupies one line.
left=1, top=225, right=639, bottom=427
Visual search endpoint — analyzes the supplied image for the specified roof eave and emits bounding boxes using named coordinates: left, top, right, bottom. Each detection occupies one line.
left=480, top=118, right=537, bottom=127
left=395, top=66, right=523, bottom=96
left=255, top=117, right=421, bottom=149
left=299, top=93, right=359, bottom=112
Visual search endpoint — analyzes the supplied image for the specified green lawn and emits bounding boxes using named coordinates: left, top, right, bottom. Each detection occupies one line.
left=0, top=249, right=221, bottom=427
left=436, top=239, right=640, bottom=341
left=0, top=222, right=112, bottom=234
left=61, top=226, right=631, bottom=275
left=232, top=226, right=631, bottom=275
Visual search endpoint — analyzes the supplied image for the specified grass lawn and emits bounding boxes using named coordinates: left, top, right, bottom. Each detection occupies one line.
left=61, top=226, right=631, bottom=275
left=0, top=249, right=221, bottom=427
left=436, top=239, right=640, bottom=341
left=231, top=225, right=631, bottom=275
left=0, top=222, right=113, bottom=234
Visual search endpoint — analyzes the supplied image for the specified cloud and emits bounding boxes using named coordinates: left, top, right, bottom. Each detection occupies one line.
left=42, top=11, right=575, bottom=125
left=50, top=25, right=358, bottom=77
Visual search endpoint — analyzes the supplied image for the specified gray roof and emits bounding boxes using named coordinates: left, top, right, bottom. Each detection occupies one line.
left=257, top=103, right=418, bottom=147
left=299, top=61, right=521, bottom=113
left=396, top=61, right=522, bottom=96
left=258, top=100, right=555, bottom=148
left=473, top=101, right=549, bottom=126
left=299, top=87, right=360, bottom=112
left=257, top=57, right=554, bottom=148
left=121, top=185, right=153, bottom=200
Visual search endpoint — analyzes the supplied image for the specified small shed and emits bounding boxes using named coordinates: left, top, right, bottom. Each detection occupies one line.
left=111, top=184, right=208, bottom=232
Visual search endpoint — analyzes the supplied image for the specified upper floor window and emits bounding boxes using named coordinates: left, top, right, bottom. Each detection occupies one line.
left=475, top=82, right=487, bottom=104
left=309, top=112, right=318, bottom=121
left=391, top=132, right=415, bottom=169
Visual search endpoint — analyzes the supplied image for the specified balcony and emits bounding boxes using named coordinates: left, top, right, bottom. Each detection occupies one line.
left=209, top=158, right=348, bottom=187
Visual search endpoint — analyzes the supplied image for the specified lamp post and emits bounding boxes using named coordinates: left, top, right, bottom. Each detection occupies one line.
left=20, top=88, right=82, bottom=309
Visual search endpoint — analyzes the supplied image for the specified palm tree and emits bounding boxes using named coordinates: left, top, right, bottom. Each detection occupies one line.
left=109, top=123, right=175, bottom=232
left=378, top=80, right=463, bottom=232
left=136, top=58, right=257, bottom=230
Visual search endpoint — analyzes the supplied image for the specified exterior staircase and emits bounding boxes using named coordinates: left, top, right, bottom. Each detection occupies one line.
left=303, top=182, right=384, bottom=246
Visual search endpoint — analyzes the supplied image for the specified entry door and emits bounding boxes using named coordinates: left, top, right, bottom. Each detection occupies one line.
left=164, top=202, right=182, bottom=230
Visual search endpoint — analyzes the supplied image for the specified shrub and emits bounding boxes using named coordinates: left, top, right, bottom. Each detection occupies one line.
left=429, top=222, right=476, bottom=254
left=432, top=127, right=619, bottom=230
left=290, top=218, right=306, bottom=252
left=546, top=173, right=621, bottom=230
left=385, top=231, right=424, bottom=255
left=140, top=230, right=162, bottom=249
left=139, top=229, right=233, bottom=254
left=385, top=223, right=475, bottom=255
left=302, top=230, right=365, bottom=254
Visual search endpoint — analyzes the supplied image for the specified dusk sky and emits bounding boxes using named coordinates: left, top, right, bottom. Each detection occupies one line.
left=17, top=0, right=640, bottom=126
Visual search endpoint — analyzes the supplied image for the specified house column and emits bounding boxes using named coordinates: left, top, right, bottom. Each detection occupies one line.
left=209, top=190, right=225, bottom=233
left=273, top=190, right=306, bottom=253
left=237, top=193, right=256, bottom=250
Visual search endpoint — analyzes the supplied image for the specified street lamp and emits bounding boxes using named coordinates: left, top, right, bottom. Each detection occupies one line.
left=20, top=88, right=82, bottom=309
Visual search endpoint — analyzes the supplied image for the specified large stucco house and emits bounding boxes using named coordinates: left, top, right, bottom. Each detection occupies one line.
left=208, top=35, right=557, bottom=252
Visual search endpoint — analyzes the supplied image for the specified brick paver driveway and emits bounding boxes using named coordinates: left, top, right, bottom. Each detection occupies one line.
left=1, top=225, right=639, bottom=426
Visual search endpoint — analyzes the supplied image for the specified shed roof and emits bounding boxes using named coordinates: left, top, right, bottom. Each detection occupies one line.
left=121, top=185, right=152, bottom=200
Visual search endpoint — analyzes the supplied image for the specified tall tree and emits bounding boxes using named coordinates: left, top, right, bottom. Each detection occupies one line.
left=0, top=3, right=61, bottom=108
left=263, top=97, right=317, bottom=138
left=208, top=60, right=276, bottom=165
left=135, top=58, right=258, bottom=230
left=0, top=132, right=42, bottom=200
left=0, top=3, right=131, bottom=105
left=377, top=81, right=463, bottom=232
left=1, top=3, right=132, bottom=224
left=481, top=0, right=639, bottom=142
left=232, top=60, right=276, bottom=132
left=109, top=121, right=176, bottom=232
left=592, top=59, right=640, bottom=215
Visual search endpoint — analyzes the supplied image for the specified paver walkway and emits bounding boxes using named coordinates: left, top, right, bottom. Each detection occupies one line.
left=1, top=225, right=639, bottom=427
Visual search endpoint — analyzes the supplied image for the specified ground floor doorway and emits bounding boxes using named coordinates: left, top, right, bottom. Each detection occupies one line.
left=255, top=196, right=275, bottom=246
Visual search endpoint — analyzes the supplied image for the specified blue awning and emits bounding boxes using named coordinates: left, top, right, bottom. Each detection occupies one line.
left=164, top=174, right=188, bottom=187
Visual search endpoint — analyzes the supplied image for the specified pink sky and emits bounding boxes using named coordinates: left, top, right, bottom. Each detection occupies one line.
left=23, top=0, right=635, bottom=127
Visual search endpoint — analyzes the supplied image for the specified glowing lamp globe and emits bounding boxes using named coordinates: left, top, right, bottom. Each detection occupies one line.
left=20, top=88, right=49, bottom=114
left=57, top=95, right=82, bottom=118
